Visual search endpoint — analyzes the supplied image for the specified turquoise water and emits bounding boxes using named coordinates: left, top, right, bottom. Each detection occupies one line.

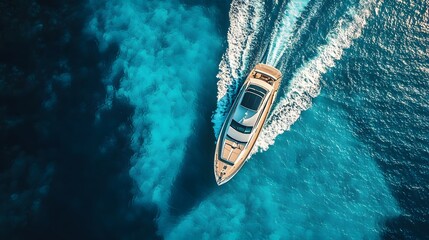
left=88, top=0, right=223, bottom=209
left=87, top=0, right=409, bottom=238
left=1, top=0, right=428, bottom=239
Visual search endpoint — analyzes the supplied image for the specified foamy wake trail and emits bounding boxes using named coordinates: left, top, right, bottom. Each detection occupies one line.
left=266, top=0, right=312, bottom=66
left=278, top=0, right=323, bottom=66
left=255, top=0, right=381, bottom=152
left=213, top=0, right=266, bottom=136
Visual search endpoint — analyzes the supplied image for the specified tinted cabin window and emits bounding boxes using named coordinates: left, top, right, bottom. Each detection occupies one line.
left=230, top=120, right=252, bottom=134
left=241, top=92, right=262, bottom=111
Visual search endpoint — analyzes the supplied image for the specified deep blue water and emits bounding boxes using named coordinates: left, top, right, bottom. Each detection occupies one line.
left=1, top=0, right=428, bottom=239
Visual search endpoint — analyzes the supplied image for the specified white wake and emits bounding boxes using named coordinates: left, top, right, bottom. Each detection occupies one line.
left=266, top=0, right=312, bottom=66
left=255, top=0, right=381, bottom=152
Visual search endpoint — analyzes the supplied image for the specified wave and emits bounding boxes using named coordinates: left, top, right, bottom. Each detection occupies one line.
left=213, top=0, right=267, bottom=137
left=266, top=0, right=312, bottom=66
left=255, top=0, right=381, bottom=152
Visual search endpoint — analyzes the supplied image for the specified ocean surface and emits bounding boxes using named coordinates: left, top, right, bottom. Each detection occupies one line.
left=1, top=0, right=428, bottom=239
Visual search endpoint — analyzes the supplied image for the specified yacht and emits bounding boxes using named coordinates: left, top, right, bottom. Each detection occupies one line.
left=214, top=63, right=282, bottom=185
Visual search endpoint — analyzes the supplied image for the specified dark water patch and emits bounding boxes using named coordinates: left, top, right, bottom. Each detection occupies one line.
left=0, top=0, right=87, bottom=235
left=23, top=96, right=160, bottom=240
left=1, top=1, right=161, bottom=239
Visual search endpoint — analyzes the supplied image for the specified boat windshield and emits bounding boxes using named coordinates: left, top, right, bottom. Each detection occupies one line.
left=230, top=119, right=252, bottom=134
left=240, top=92, right=262, bottom=111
